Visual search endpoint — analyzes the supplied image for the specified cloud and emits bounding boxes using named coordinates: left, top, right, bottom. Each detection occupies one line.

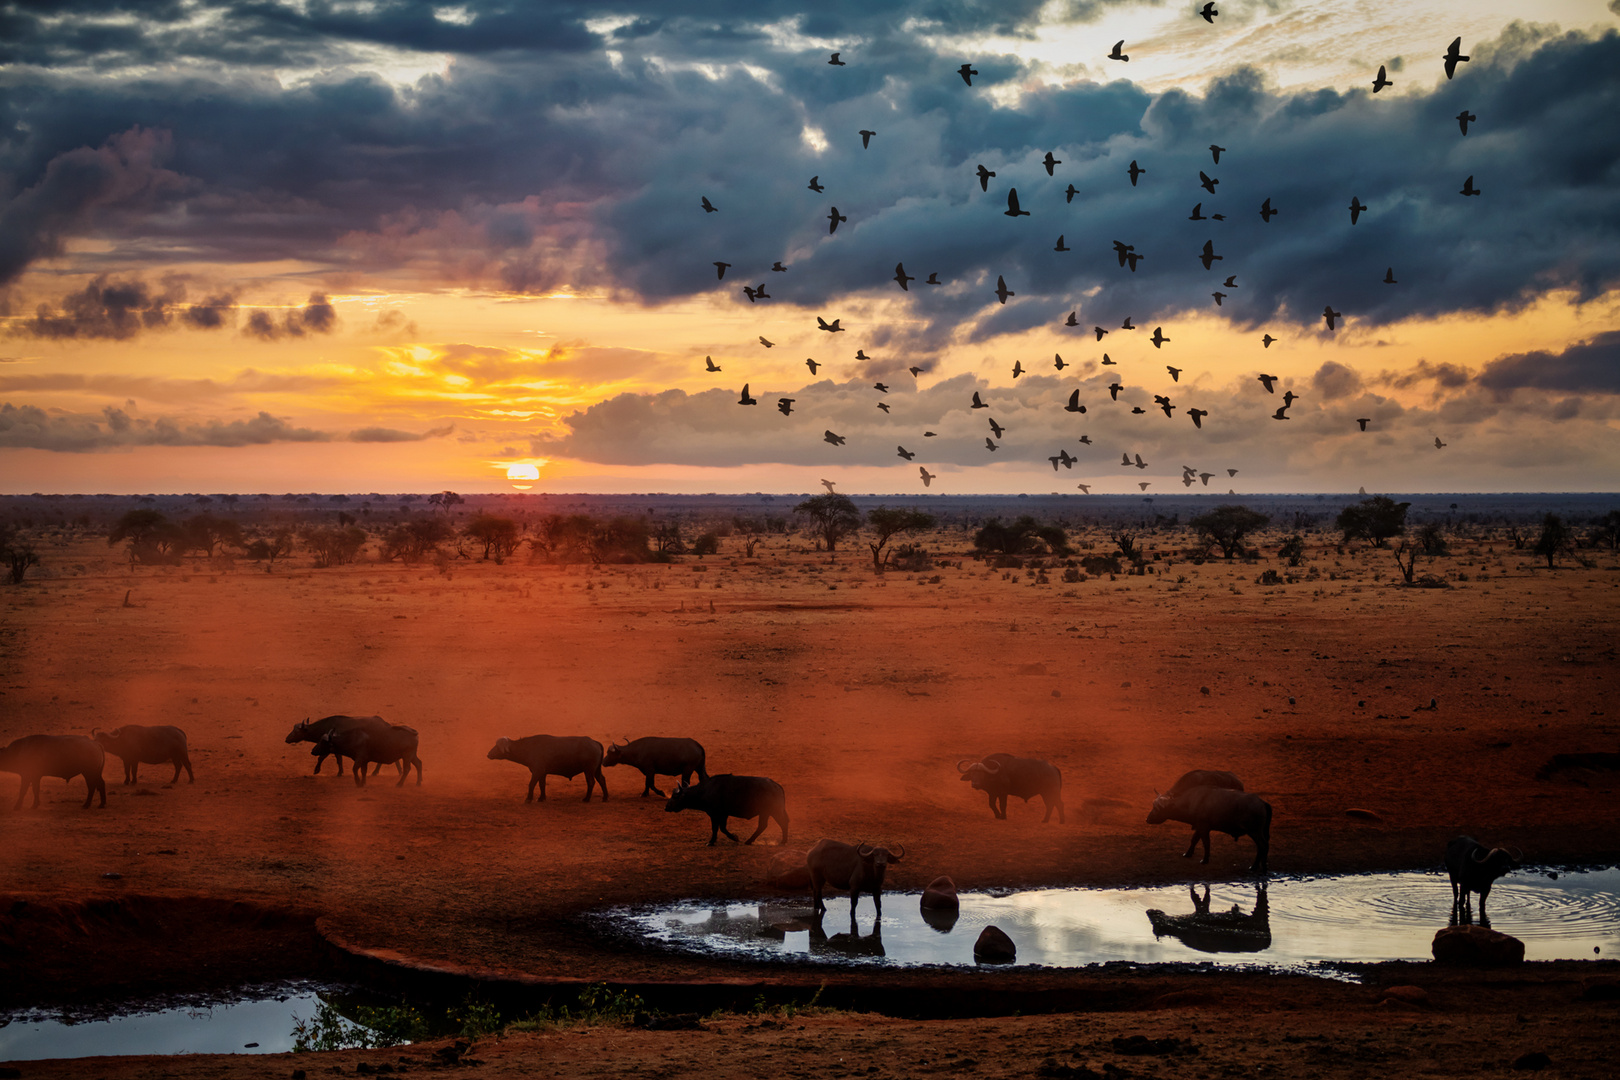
left=17, top=274, right=237, bottom=340
left=349, top=424, right=455, bottom=442
left=243, top=294, right=338, bottom=340
left=1474, top=330, right=1620, bottom=396
left=0, top=402, right=330, bottom=451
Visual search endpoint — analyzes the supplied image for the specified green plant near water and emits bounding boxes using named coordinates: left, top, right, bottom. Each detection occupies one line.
left=288, top=1000, right=430, bottom=1051
left=449, top=995, right=504, bottom=1039
left=504, top=983, right=646, bottom=1032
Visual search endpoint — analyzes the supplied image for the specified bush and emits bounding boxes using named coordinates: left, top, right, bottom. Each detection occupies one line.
left=303, top=526, right=368, bottom=568
left=1278, top=535, right=1306, bottom=567
left=691, top=531, right=720, bottom=556
left=382, top=518, right=454, bottom=563
left=890, top=542, right=933, bottom=572
left=1080, top=554, right=1121, bottom=576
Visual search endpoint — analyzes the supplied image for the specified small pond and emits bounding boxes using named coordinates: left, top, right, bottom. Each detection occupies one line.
left=610, top=869, right=1620, bottom=975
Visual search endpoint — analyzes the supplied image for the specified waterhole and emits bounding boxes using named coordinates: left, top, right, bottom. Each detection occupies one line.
left=612, top=869, right=1620, bottom=975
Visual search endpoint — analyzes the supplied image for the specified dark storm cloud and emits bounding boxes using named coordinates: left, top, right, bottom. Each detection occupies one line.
left=3, top=7, right=1618, bottom=336
left=242, top=293, right=337, bottom=340
left=17, top=274, right=237, bottom=339
left=1475, top=330, right=1620, bottom=396
left=0, top=401, right=329, bottom=450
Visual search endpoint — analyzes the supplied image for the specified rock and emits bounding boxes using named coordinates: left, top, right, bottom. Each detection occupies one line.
left=1344, top=808, right=1383, bottom=823
left=1432, top=925, right=1525, bottom=967
left=764, top=851, right=811, bottom=889
left=920, top=875, right=960, bottom=910
left=1512, top=1051, right=1551, bottom=1071
left=1377, top=985, right=1431, bottom=1008
left=973, top=924, right=1016, bottom=963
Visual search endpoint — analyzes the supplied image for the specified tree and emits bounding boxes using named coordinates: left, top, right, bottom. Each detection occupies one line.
left=303, top=526, right=368, bottom=567
left=532, top=514, right=595, bottom=562
left=1190, top=505, right=1272, bottom=560
left=1590, top=510, right=1620, bottom=552
left=866, top=507, right=937, bottom=571
left=1534, top=513, right=1573, bottom=569
left=794, top=494, right=862, bottom=557
left=586, top=517, right=651, bottom=563
left=465, top=514, right=522, bottom=563
left=381, top=518, right=453, bottom=563
left=0, top=522, right=40, bottom=585
left=243, top=529, right=296, bottom=571
left=973, top=515, right=1070, bottom=557
left=427, top=491, right=465, bottom=514
left=1278, top=534, right=1306, bottom=567
left=1111, top=528, right=1141, bottom=564
left=1337, top=496, right=1410, bottom=548
left=181, top=513, right=244, bottom=559
left=108, top=509, right=183, bottom=566
left=1415, top=522, right=1449, bottom=557
left=1392, top=539, right=1419, bottom=584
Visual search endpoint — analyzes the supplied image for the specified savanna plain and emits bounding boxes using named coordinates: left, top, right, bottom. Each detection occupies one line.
left=3, top=492, right=1619, bottom=1079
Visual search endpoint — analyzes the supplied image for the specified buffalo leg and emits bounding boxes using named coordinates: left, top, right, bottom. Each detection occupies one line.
left=775, top=809, right=789, bottom=845
left=85, top=771, right=106, bottom=808
left=352, top=759, right=368, bottom=787
left=14, top=779, right=29, bottom=810
left=706, top=816, right=721, bottom=845
left=182, top=754, right=194, bottom=783
left=742, top=815, right=771, bottom=844
left=1478, top=885, right=1492, bottom=929
left=124, top=760, right=137, bottom=785
left=1182, top=833, right=1199, bottom=858
left=1196, top=830, right=1212, bottom=863
left=411, top=755, right=422, bottom=786
left=642, top=770, right=665, bottom=798
left=596, top=768, right=607, bottom=801
left=535, top=773, right=547, bottom=802
left=582, top=770, right=595, bottom=802
left=714, top=814, right=741, bottom=843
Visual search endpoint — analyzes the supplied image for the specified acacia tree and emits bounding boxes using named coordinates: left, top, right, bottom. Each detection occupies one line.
left=794, top=494, right=862, bottom=558
left=0, top=522, right=39, bottom=585
left=181, top=513, right=244, bottom=559
left=1190, top=505, right=1271, bottom=560
left=1534, top=513, right=1573, bottom=569
left=244, top=529, right=296, bottom=571
left=465, top=514, right=522, bottom=563
left=1337, top=496, right=1410, bottom=548
left=974, top=515, right=1071, bottom=557
left=866, top=507, right=937, bottom=571
left=108, top=509, right=183, bottom=566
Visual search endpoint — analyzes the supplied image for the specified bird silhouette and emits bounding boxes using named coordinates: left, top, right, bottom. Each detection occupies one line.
left=1078, top=435, right=1092, bottom=445
left=958, top=63, right=978, bottom=86
left=1128, top=160, right=1146, bottom=186
left=818, top=316, right=844, bottom=332
left=1443, top=37, right=1469, bottom=79
left=1200, top=472, right=1214, bottom=485
left=742, top=285, right=759, bottom=302
left=1200, top=2, right=1218, bottom=23
left=1125, top=250, right=1144, bottom=272
left=1108, top=382, right=1123, bottom=400
left=976, top=163, right=996, bottom=191
left=827, top=207, right=847, bottom=233
left=1258, top=373, right=1278, bottom=392
left=1134, top=454, right=1148, bottom=469
left=1011, top=361, right=1024, bottom=379
left=771, top=261, right=787, bottom=272
left=1054, top=353, right=1068, bottom=370
left=1435, top=435, right=1447, bottom=449
left=759, top=336, right=774, bottom=347
left=876, top=401, right=890, bottom=413
left=1209, top=142, right=1225, bottom=162
left=1457, top=110, right=1476, bottom=135
left=1199, top=240, right=1223, bottom=269
left=821, top=479, right=838, bottom=494
left=808, top=176, right=824, bottom=192
left=1054, top=234, right=1070, bottom=252
left=1121, top=452, right=1132, bottom=466
left=714, top=261, right=731, bottom=279
left=971, top=391, right=989, bottom=409
left=1372, top=64, right=1394, bottom=93
left=1151, top=326, right=1170, bottom=348
left=1093, top=326, right=1107, bottom=340
left=1043, top=151, right=1062, bottom=175
left=1065, top=311, right=1079, bottom=326
left=1188, top=407, right=1208, bottom=429
left=1101, top=353, right=1115, bottom=365
left=1199, top=171, right=1218, bottom=194
left=1228, top=468, right=1238, bottom=476
left=897, top=446, right=915, bottom=460
left=1356, top=417, right=1370, bottom=430
left=894, top=263, right=914, bottom=290
left=920, top=466, right=935, bottom=487
left=824, top=430, right=846, bottom=445
left=777, top=398, right=794, bottom=416
left=1283, top=390, right=1299, bottom=408
left=1077, top=483, right=1091, bottom=493
left=1189, top=202, right=1206, bottom=221
left=1272, top=406, right=1290, bottom=420
left=859, top=129, right=875, bottom=148
left=1113, top=240, right=1134, bottom=267
left=909, top=366, right=923, bottom=377
left=855, top=350, right=870, bottom=360
left=994, top=275, right=1014, bottom=304
left=738, top=384, right=757, bottom=405
left=828, top=53, right=845, bottom=66
left=924, top=431, right=938, bottom=437
left=926, top=272, right=941, bottom=285
left=873, top=382, right=889, bottom=393
left=1212, top=212, right=1226, bottom=221
left=1167, top=365, right=1182, bottom=382
left=1460, top=175, right=1480, bottom=196
left=1108, top=40, right=1128, bottom=61
left=701, top=196, right=717, bottom=213
left=1349, top=196, right=1366, bottom=224
left=1224, top=274, right=1238, bottom=288
left=1182, top=474, right=1195, bottom=487
left=704, top=356, right=721, bottom=372
left=1155, top=395, right=1175, bottom=417
left=1384, top=267, right=1398, bottom=284
left=1121, top=317, right=1135, bottom=330
left=1065, top=183, right=1079, bottom=203
left=1261, top=334, right=1277, bottom=348
left=1056, top=449, right=1077, bottom=469
left=1260, top=196, right=1278, bottom=222
left=1065, top=389, right=1085, bottom=413
left=985, top=437, right=998, bottom=452
left=1323, top=305, right=1341, bottom=330
left=988, top=417, right=1006, bottom=439
left=1004, top=189, right=1029, bottom=217
left=804, top=357, right=818, bottom=373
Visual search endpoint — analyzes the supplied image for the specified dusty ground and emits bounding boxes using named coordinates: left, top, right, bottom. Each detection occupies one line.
left=2, top=522, right=1618, bottom=1071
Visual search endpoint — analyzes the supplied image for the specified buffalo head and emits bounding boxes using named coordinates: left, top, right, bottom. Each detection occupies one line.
left=1471, top=845, right=1521, bottom=878
left=487, top=737, right=514, bottom=761
left=1145, top=790, right=1174, bottom=824
left=285, top=719, right=312, bottom=744
left=957, top=758, right=997, bottom=789
left=602, top=738, right=631, bottom=767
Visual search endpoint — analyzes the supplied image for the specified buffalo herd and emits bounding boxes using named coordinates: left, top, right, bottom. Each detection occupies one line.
left=0, top=716, right=1523, bottom=931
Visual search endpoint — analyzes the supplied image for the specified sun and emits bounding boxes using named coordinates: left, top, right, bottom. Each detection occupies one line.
left=505, top=462, right=540, bottom=490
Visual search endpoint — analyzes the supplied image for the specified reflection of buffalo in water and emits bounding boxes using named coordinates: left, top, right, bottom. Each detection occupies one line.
left=1146, top=884, right=1271, bottom=954
left=809, top=912, right=885, bottom=958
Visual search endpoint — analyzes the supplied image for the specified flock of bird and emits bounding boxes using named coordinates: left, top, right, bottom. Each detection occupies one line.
left=700, top=14, right=1476, bottom=492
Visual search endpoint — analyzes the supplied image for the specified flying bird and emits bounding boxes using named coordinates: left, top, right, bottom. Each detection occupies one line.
left=818, top=316, right=844, bottom=332
left=1199, top=240, right=1223, bottom=269
left=1065, top=184, right=1078, bottom=203
left=988, top=417, right=1006, bottom=439
left=1260, top=197, right=1278, bottom=222
left=1212, top=291, right=1226, bottom=306
left=958, top=63, right=978, bottom=85
left=1053, top=234, right=1070, bottom=252
left=1108, top=382, right=1123, bottom=401
left=1125, top=250, right=1144, bottom=272
left=821, top=480, right=838, bottom=496
left=855, top=350, right=869, bottom=361
left=1258, top=373, right=1278, bottom=392
left=1121, top=452, right=1132, bottom=466
left=1043, top=151, right=1062, bottom=175
left=1199, top=171, right=1218, bottom=194
left=909, top=366, right=923, bottom=377
left=1282, top=390, right=1299, bottom=408
left=1460, top=174, right=1481, bottom=196
left=827, top=206, right=847, bottom=233
left=1323, top=305, right=1341, bottom=330
left=1113, top=240, right=1134, bottom=267
left=1078, top=435, right=1092, bottom=445
left=704, top=356, right=721, bottom=372
left=985, top=437, right=998, bottom=452
left=859, top=129, right=876, bottom=148
left=1261, top=334, right=1277, bottom=348
left=1155, top=395, right=1175, bottom=417
left=1188, top=202, right=1207, bottom=221
left=924, top=431, right=937, bottom=437
left=1054, top=353, right=1067, bottom=370
left=920, top=467, right=935, bottom=487
left=1435, top=435, right=1448, bottom=449
left=1372, top=65, right=1394, bottom=93
left=742, top=285, right=759, bottom=302
left=1349, top=196, right=1366, bottom=224
left=804, top=357, right=818, bottom=373
left=1052, top=449, right=1077, bottom=470
left=1200, top=3, right=1218, bottom=23
left=828, top=53, right=845, bottom=66
left=1272, top=406, right=1291, bottom=420
left=1011, top=360, right=1024, bottom=379
left=1384, top=267, right=1398, bottom=284
left=1443, top=37, right=1469, bottom=79
left=772, top=261, right=787, bottom=272
left=1457, top=110, right=1476, bottom=135
left=1228, top=468, right=1238, bottom=477
left=1188, top=407, right=1208, bottom=429
left=1108, top=40, right=1128, bottom=61
left=1065, top=311, right=1079, bottom=326
left=1065, top=389, right=1085, bottom=413
left=1166, top=366, right=1182, bottom=382
left=1209, top=142, right=1225, bottom=162
left=994, top=275, right=1015, bottom=304
left=1134, top=454, right=1148, bottom=469
left=1128, top=160, right=1146, bottom=186
left=897, top=446, right=915, bottom=460
left=894, top=263, right=914, bottom=290
left=976, top=163, right=996, bottom=191
left=714, top=261, right=731, bottom=279
left=1199, top=472, right=1214, bottom=485
left=738, top=384, right=756, bottom=405
left=1093, top=326, right=1107, bottom=340
left=1077, top=483, right=1091, bottom=493
left=971, top=391, right=989, bottom=409
left=1356, top=417, right=1370, bottom=430
left=1121, top=317, right=1135, bottom=330
left=777, top=398, right=794, bottom=416
left=1150, top=326, right=1170, bottom=348
left=824, top=430, right=846, bottom=445
left=1224, top=274, right=1238, bottom=288
left=808, top=176, right=824, bottom=192
left=759, top=336, right=774, bottom=347
left=1101, top=353, right=1115, bottom=365
left=876, top=401, right=890, bottom=413
left=1004, top=189, right=1030, bottom=217
left=926, top=273, right=941, bottom=285
left=873, top=382, right=889, bottom=393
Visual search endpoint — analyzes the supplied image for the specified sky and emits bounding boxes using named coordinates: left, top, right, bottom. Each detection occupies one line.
left=2, top=0, right=1619, bottom=496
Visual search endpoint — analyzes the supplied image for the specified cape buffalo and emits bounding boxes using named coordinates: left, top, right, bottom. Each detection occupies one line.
left=1147, top=785, right=1272, bottom=873
left=487, top=735, right=606, bottom=802
left=93, top=724, right=193, bottom=785
left=1146, top=883, right=1271, bottom=954
left=1166, top=768, right=1244, bottom=795
left=1445, top=835, right=1521, bottom=928
left=313, top=724, right=422, bottom=787
left=285, top=715, right=391, bottom=776
left=957, top=753, right=1065, bottom=822
left=0, top=734, right=106, bottom=809
left=807, top=839, right=905, bottom=921
left=665, top=774, right=788, bottom=846
left=602, top=736, right=708, bottom=797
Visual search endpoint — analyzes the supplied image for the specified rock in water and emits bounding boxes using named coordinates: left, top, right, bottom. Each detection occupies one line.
left=974, top=925, right=1016, bottom=963
left=921, top=875, right=960, bottom=910
left=765, top=851, right=812, bottom=889
left=1432, top=925, right=1525, bottom=966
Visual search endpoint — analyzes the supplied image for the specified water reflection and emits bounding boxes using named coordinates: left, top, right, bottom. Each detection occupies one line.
left=1146, top=883, right=1272, bottom=954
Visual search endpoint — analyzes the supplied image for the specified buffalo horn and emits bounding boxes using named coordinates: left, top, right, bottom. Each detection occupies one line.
left=980, top=758, right=1001, bottom=774
left=1509, top=846, right=1524, bottom=863
left=91, top=726, right=102, bottom=737
left=890, top=843, right=905, bottom=861
left=956, top=759, right=976, bottom=773
left=1470, top=846, right=1489, bottom=863
left=856, top=842, right=874, bottom=857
